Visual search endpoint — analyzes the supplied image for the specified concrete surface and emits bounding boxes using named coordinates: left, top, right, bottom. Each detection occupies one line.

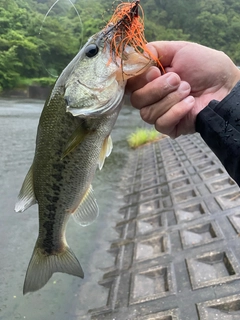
left=89, top=134, right=240, bottom=320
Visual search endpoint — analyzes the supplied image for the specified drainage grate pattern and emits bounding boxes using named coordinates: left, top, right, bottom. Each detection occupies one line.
left=90, top=134, right=240, bottom=320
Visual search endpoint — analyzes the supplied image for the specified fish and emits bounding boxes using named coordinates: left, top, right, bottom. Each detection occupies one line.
left=15, top=1, right=161, bottom=294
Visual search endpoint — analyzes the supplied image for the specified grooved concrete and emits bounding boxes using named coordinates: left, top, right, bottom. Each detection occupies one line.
left=90, top=134, right=240, bottom=320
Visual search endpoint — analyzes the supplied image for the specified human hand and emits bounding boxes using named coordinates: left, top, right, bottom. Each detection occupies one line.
left=126, top=41, right=240, bottom=138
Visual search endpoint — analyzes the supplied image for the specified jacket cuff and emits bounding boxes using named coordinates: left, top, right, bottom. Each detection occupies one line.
left=196, top=81, right=240, bottom=185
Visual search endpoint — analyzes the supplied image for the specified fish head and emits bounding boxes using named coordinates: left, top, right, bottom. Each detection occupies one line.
left=63, top=29, right=124, bottom=117
left=61, top=1, right=158, bottom=117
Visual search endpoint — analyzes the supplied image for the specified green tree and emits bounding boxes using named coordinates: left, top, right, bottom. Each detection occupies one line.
left=0, top=46, right=22, bottom=90
left=1, top=0, right=240, bottom=91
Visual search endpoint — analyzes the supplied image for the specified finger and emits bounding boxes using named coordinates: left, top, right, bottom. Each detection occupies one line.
left=154, top=95, right=195, bottom=137
left=131, top=72, right=181, bottom=109
left=146, top=41, right=188, bottom=67
left=140, top=81, right=191, bottom=124
left=126, top=66, right=161, bottom=94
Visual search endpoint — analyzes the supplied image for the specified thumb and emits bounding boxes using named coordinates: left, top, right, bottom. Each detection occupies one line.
left=146, top=41, right=189, bottom=68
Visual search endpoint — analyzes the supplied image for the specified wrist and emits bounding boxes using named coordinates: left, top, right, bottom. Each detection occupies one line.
left=196, top=80, right=240, bottom=133
left=231, top=68, right=240, bottom=91
left=225, top=65, right=240, bottom=95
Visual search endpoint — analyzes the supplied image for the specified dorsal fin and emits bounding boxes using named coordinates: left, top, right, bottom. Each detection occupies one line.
left=15, top=165, right=37, bottom=212
left=98, top=135, right=113, bottom=170
left=72, top=185, right=99, bottom=226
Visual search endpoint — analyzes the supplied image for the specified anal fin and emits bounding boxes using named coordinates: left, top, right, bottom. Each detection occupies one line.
left=72, top=185, right=99, bottom=226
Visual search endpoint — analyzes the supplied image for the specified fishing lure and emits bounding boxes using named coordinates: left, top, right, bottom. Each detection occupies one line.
left=104, top=0, right=165, bottom=74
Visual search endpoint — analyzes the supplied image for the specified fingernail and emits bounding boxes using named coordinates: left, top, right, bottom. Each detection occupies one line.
left=166, top=74, right=180, bottom=87
left=179, top=81, right=191, bottom=92
left=184, top=96, right=195, bottom=103
left=146, top=67, right=161, bottom=82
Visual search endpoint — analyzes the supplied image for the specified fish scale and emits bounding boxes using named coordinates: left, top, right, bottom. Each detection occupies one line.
left=35, top=95, right=121, bottom=249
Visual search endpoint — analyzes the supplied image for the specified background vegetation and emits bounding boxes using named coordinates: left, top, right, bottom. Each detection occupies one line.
left=127, top=128, right=162, bottom=149
left=0, top=0, right=240, bottom=91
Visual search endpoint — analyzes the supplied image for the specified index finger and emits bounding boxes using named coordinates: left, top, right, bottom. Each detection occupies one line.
left=126, top=66, right=161, bottom=94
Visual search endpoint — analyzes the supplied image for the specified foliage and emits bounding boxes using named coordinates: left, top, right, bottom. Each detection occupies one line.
left=141, top=0, right=240, bottom=62
left=127, top=128, right=162, bottom=149
left=0, top=0, right=83, bottom=90
left=0, top=0, right=240, bottom=91
left=18, top=77, right=56, bottom=87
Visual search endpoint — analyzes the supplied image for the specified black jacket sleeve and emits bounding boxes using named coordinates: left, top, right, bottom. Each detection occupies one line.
left=195, top=81, right=240, bottom=186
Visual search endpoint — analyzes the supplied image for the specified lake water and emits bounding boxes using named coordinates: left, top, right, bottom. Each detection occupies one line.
left=0, top=98, right=143, bottom=320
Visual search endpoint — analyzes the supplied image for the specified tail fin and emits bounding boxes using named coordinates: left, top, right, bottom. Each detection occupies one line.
left=23, top=245, right=84, bottom=295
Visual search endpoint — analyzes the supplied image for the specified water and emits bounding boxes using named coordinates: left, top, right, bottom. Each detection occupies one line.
left=0, top=98, right=143, bottom=320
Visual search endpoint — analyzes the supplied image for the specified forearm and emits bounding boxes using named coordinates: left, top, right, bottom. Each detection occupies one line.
left=196, top=81, right=240, bottom=185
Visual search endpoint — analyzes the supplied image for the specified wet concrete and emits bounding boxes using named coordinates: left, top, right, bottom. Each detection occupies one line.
left=89, top=134, right=240, bottom=320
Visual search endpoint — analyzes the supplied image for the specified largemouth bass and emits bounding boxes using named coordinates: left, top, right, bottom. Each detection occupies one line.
left=15, top=1, right=158, bottom=294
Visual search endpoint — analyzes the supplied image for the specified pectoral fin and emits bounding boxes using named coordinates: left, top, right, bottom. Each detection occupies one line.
left=98, top=135, right=113, bottom=170
left=72, top=185, right=99, bottom=226
left=62, top=126, right=89, bottom=159
left=15, top=165, right=37, bottom=212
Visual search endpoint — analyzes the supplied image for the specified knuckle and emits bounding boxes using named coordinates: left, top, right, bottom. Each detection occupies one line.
left=140, top=107, right=154, bottom=124
left=130, top=92, right=141, bottom=109
left=155, top=118, right=168, bottom=134
left=171, top=105, right=184, bottom=118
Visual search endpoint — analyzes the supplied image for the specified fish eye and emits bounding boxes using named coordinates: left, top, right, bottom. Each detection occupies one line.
left=85, top=44, right=99, bottom=58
